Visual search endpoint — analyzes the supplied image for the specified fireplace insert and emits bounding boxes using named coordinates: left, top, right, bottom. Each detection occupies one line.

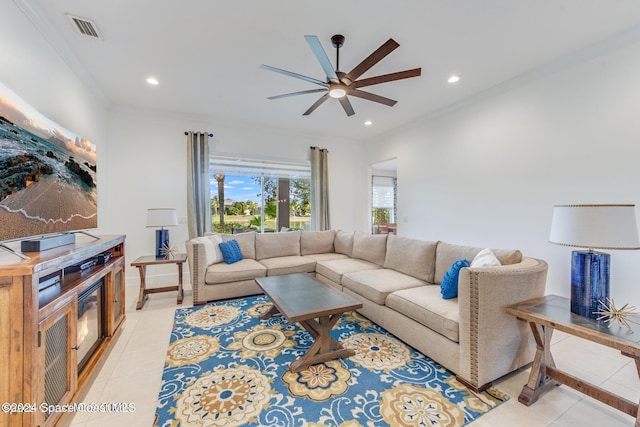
left=76, top=278, right=106, bottom=371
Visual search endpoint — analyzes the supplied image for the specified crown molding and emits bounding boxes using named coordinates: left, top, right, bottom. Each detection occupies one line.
left=373, top=24, right=640, bottom=142
left=109, top=103, right=363, bottom=146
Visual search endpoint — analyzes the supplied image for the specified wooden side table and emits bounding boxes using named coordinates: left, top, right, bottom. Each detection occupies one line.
left=506, top=295, right=640, bottom=426
left=131, top=253, right=187, bottom=310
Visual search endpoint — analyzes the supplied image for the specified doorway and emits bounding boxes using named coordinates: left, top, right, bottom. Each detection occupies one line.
left=371, top=158, right=397, bottom=235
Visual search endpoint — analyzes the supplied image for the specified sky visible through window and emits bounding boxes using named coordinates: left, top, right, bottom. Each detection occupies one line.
left=210, top=175, right=261, bottom=203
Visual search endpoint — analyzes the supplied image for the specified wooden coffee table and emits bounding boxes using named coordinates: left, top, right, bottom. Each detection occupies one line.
left=255, top=273, right=363, bottom=372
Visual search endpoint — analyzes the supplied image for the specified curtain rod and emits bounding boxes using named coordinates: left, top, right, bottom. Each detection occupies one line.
left=310, top=146, right=329, bottom=152
left=185, top=131, right=213, bottom=137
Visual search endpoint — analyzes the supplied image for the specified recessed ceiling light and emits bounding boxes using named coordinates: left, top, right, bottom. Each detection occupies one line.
left=146, top=77, right=159, bottom=85
left=447, top=75, right=460, bottom=84
left=364, top=120, right=373, bottom=126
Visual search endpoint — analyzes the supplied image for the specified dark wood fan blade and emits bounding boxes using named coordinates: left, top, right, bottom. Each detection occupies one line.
left=342, top=39, right=400, bottom=85
left=349, top=89, right=397, bottom=106
left=303, top=93, right=330, bottom=115
left=304, top=35, right=338, bottom=83
left=354, top=68, right=421, bottom=88
left=338, top=96, right=355, bottom=116
left=267, top=88, right=328, bottom=100
left=260, top=64, right=329, bottom=87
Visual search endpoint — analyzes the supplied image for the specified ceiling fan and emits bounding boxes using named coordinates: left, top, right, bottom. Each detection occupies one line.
left=260, top=34, right=421, bottom=117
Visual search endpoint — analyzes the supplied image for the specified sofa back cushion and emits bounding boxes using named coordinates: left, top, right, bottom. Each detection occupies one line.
left=492, top=248, right=522, bottom=265
left=301, top=230, right=336, bottom=255
left=470, top=248, right=502, bottom=267
left=256, top=230, right=301, bottom=260
left=384, top=235, right=437, bottom=282
left=434, top=241, right=522, bottom=283
left=334, top=230, right=354, bottom=256
left=191, top=234, right=224, bottom=266
left=222, top=231, right=256, bottom=259
left=352, top=231, right=388, bottom=266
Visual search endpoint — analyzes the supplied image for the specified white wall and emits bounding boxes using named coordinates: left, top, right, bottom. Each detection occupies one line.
left=366, top=38, right=640, bottom=306
left=0, top=1, right=110, bottom=235
left=16, top=0, right=637, bottom=304
left=0, top=1, right=367, bottom=285
left=106, top=108, right=367, bottom=285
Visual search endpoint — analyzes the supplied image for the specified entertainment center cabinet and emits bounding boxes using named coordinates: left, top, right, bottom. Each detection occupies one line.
left=0, top=235, right=126, bottom=427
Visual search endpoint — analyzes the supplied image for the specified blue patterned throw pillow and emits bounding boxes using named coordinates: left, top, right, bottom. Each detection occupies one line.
left=218, top=240, right=243, bottom=264
left=441, top=259, right=469, bottom=299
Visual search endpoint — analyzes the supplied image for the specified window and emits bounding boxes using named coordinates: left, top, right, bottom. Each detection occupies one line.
left=371, top=175, right=396, bottom=234
left=210, top=155, right=311, bottom=233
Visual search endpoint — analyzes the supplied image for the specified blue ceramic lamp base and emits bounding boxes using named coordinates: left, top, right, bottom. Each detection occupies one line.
left=571, top=250, right=609, bottom=319
left=156, top=229, right=170, bottom=258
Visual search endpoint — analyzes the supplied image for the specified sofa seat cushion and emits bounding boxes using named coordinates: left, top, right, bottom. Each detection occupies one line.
left=205, top=259, right=266, bottom=284
left=303, top=253, right=349, bottom=262
left=259, top=256, right=316, bottom=276
left=386, top=286, right=460, bottom=342
left=316, top=258, right=381, bottom=285
left=342, top=269, right=427, bottom=305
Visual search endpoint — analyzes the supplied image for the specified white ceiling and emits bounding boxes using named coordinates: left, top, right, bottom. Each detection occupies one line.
left=19, top=0, right=640, bottom=141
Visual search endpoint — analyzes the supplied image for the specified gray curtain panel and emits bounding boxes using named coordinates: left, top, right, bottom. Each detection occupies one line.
left=310, top=146, right=330, bottom=231
left=186, top=132, right=211, bottom=238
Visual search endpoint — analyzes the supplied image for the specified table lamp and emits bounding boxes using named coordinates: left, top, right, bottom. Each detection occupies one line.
left=549, top=204, right=640, bottom=318
left=147, top=208, right=178, bottom=258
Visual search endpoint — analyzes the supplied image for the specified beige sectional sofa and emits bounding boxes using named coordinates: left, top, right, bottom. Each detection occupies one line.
left=185, top=229, right=548, bottom=391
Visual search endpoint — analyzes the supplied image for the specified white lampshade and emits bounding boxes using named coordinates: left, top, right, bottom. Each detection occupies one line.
left=549, top=204, right=640, bottom=250
left=146, top=208, right=178, bottom=228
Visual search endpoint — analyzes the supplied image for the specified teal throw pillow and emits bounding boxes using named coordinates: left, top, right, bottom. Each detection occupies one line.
left=441, top=259, right=469, bottom=299
left=219, top=240, right=243, bottom=264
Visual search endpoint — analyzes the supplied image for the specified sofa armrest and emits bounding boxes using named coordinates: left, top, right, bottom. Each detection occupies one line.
left=457, top=257, right=548, bottom=389
left=185, top=239, right=208, bottom=305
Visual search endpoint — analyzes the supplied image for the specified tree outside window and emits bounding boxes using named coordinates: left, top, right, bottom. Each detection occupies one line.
left=210, top=156, right=311, bottom=233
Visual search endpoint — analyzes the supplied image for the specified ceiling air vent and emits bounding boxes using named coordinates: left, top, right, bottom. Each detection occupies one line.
left=66, top=14, right=102, bottom=39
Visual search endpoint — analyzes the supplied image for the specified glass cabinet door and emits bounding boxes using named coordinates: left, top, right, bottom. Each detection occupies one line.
left=107, top=265, right=126, bottom=335
left=38, top=297, right=78, bottom=426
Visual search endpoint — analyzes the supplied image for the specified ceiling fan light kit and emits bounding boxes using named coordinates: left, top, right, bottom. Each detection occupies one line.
left=329, top=85, right=347, bottom=99
left=260, top=34, right=421, bottom=116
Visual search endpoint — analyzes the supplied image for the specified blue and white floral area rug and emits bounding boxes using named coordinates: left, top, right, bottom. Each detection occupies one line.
left=153, top=295, right=507, bottom=427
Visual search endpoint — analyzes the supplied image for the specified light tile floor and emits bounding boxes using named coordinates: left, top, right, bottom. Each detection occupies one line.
left=61, top=283, right=639, bottom=427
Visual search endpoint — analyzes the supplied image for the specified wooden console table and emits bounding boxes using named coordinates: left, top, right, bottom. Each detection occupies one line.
left=506, top=295, right=640, bottom=426
left=131, top=253, right=186, bottom=309
left=0, top=234, right=126, bottom=427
